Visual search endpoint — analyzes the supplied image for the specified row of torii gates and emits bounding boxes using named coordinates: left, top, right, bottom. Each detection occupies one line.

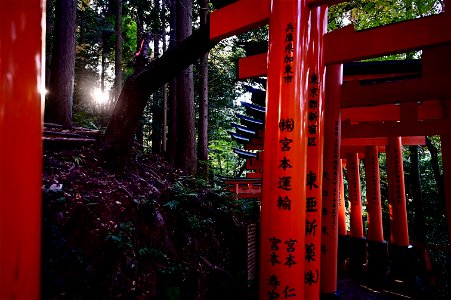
left=1, top=0, right=451, bottom=299
left=215, top=0, right=451, bottom=299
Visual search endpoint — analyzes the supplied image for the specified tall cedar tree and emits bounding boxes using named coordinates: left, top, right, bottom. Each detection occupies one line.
left=162, top=0, right=168, bottom=152
left=45, top=0, right=77, bottom=128
left=114, top=0, right=123, bottom=100
left=167, top=0, right=178, bottom=164
left=152, top=0, right=162, bottom=153
left=198, top=0, right=209, bottom=177
left=175, top=0, right=197, bottom=174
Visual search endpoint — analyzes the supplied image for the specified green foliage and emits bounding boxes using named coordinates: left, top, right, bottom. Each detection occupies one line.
left=329, top=0, right=443, bottom=32
left=209, top=129, right=244, bottom=177
left=328, top=0, right=443, bottom=60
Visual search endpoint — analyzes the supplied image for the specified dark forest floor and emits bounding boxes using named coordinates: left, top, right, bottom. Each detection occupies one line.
left=42, top=125, right=258, bottom=299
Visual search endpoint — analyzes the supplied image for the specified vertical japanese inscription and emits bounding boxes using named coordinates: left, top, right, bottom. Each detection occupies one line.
left=304, top=73, right=321, bottom=289
left=282, top=23, right=295, bottom=85
left=263, top=14, right=306, bottom=299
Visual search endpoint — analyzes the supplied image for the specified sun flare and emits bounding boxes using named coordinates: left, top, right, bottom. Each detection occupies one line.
left=92, top=88, right=109, bottom=105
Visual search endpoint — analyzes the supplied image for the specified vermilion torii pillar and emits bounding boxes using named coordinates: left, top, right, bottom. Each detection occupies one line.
left=346, top=153, right=364, bottom=239
left=345, top=152, right=367, bottom=274
left=386, top=137, right=409, bottom=247
left=259, top=0, right=309, bottom=299
left=386, top=136, right=413, bottom=282
left=364, top=146, right=384, bottom=243
left=304, top=6, right=327, bottom=299
left=0, top=1, right=44, bottom=298
left=337, top=160, right=349, bottom=274
left=338, top=160, right=347, bottom=237
left=364, top=146, right=389, bottom=286
left=320, top=64, right=342, bottom=298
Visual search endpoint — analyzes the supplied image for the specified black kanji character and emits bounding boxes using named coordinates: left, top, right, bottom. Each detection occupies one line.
left=310, top=73, right=319, bottom=84
left=267, top=289, right=280, bottom=300
left=278, top=176, right=292, bottom=191
left=284, top=239, right=297, bottom=252
left=284, top=55, right=294, bottom=64
left=304, top=269, right=319, bottom=286
left=269, top=252, right=281, bottom=266
left=279, top=119, right=294, bottom=132
left=307, top=171, right=319, bottom=190
left=286, top=22, right=295, bottom=32
left=308, top=112, right=318, bottom=122
left=308, top=124, right=317, bottom=135
left=285, top=43, right=294, bottom=53
left=322, top=226, right=328, bottom=235
left=322, top=207, right=328, bottom=216
left=269, top=237, right=281, bottom=250
left=308, top=137, right=316, bottom=146
left=284, top=64, right=293, bottom=75
left=305, top=243, right=316, bottom=263
left=306, top=219, right=317, bottom=236
left=283, top=75, right=294, bottom=84
left=283, top=285, right=296, bottom=298
left=285, top=32, right=294, bottom=42
left=279, top=156, right=292, bottom=171
left=309, top=86, right=319, bottom=98
left=284, top=253, right=297, bottom=268
left=280, top=137, right=293, bottom=151
left=309, top=100, right=318, bottom=109
left=306, top=197, right=317, bottom=212
left=277, top=195, right=292, bottom=210
left=267, top=274, right=280, bottom=290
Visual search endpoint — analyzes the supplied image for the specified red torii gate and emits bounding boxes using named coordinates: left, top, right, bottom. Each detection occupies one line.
left=212, top=0, right=451, bottom=299
left=0, top=1, right=44, bottom=299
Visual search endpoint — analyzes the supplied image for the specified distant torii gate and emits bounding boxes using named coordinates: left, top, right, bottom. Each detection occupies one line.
left=211, top=0, right=451, bottom=299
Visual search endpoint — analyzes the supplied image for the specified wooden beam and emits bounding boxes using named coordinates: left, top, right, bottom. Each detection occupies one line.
left=342, top=120, right=449, bottom=138
left=237, top=54, right=426, bottom=82
left=324, top=12, right=451, bottom=65
left=342, top=136, right=425, bottom=146
left=341, top=100, right=444, bottom=122
left=341, top=76, right=451, bottom=108
left=340, top=147, right=369, bottom=157
left=237, top=53, right=267, bottom=79
left=210, top=0, right=270, bottom=41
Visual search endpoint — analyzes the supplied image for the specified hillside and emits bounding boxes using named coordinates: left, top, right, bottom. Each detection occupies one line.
left=41, top=125, right=258, bottom=299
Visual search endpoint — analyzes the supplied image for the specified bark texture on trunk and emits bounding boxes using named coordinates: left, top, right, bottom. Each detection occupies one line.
left=175, top=0, right=196, bottom=174
left=114, top=0, right=123, bottom=100
left=45, top=0, right=77, bottom=128
left=198, top=0, right=209, bottom=178
left=167, top=0, right=178, bottom=164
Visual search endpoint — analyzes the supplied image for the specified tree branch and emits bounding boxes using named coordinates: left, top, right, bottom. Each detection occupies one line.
left=101, top=22, right=217, bottom=161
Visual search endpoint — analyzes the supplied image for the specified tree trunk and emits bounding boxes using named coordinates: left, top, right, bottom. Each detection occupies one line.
left=426, top=137, right=446, bottom=210
left=100, top=24, right=217, bottom=163
left=45, top=0, right=54, bottom=91
left=134, top=13, right=149, bottom=150
left=176, top=0, right=196, bottom=174
left=198, top=0, right=209, bottom=178
left=162, top=0, right=168, bottom=153
left=114, top=0, right=123, bottom=101
left=45, top=0, right=77, bottom=128
left=152, top=0, right=162, bottom=154
left=409, top=145, right=426, bottom=243
left=167, top=0, right=178, bottom=164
